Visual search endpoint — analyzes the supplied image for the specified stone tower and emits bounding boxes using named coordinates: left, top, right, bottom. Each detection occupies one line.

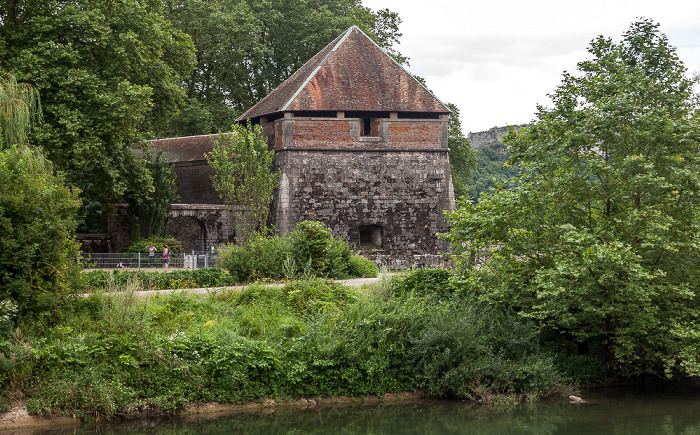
left=238, top=26, right=455, bottom=268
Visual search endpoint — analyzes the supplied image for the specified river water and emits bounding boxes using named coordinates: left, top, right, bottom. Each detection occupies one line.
left=40, top=387, right=700, bottom=434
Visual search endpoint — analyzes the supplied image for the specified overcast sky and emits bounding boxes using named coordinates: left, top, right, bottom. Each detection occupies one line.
left=362, top=0, right=700, bottom=133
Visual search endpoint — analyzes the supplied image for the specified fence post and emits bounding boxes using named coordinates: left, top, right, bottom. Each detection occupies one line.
left=192, top=250, right=196, bottom=270
left=138, top=252, right=141, bottom=271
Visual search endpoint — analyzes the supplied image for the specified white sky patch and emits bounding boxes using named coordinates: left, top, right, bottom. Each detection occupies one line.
left=363, top=0, right=700, bottom=132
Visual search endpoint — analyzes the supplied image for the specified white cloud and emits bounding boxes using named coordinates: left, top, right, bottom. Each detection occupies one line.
left=363, top=0, right=700, bottom=132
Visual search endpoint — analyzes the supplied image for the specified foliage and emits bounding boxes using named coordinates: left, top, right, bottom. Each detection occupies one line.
left=0, top=145, right=82, bottom=320
left=446, top=103, right=477, bottom=199
left=218, top=233, right=292, bottom=282
left=443, top=20, right=700, bottom=378
left=159, top=0, right=405, bottom=136
left=0, top=73, right=42, bottom=147
left=82, top=268, right=236, bottom=291
left=411, top=301, right=563, bottom=403
left=290, top=220, right=351, bottom=279
left=207, top=122, right=279, bottom=246
left=218, top=221, right=357, bottom=281
left=348, top=255, right=379, bottom=278
left=468, top=140, right=521, bottom=202
left=128, top=151, right=180, bottom=239
left=390, top=268, right=456, bottom=302
left=217, top=245, right=255, bottom=283
left=0, top=269, right=570, bottom=419
left=0, top=0, right=196, bottom=231
left=122, top=236, right=183, bottom=254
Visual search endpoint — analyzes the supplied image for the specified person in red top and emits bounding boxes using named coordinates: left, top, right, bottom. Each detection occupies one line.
left=162, top=244, right=170, bottom=268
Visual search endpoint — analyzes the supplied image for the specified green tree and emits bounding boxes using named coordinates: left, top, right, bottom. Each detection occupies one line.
left=443, top=20, right=700, bottom=377
left=446, top=103, right=477, bottom=199
left=206, top=122, right=280, bottom=246
left=0, top=73, right=42, bottom=147
left=0, top=74, right=81, bottom=322
left=0, top=146, right=81, bottom=320
left=160, top=0, right=404, bottom=136
left=468, top=141, right=522, bottom=202
left=128, top=150, right=180, bottom=239
left=1, top=0, right=195, bottom=232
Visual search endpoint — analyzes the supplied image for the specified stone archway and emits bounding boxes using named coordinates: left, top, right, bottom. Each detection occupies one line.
left=167, top=204, right=236, bottom=251
left=167, top=215, right=206, bottom=252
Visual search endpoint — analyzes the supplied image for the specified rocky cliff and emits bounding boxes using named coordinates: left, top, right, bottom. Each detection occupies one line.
left=468, top=125, right=527, bottom=149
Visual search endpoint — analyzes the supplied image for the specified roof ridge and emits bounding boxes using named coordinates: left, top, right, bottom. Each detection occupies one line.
left=280, top=26, right=356, bottom=111
left=238, top=25, right=450, bottom=119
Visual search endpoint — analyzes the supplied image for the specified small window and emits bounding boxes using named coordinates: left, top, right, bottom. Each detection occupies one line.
left=362, top=118, right=372, bottom=136
left=359, top=226, right=382, bottom=248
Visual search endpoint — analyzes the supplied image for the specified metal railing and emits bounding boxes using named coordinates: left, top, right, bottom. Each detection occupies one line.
left=78, top=251, right=220, bottom=270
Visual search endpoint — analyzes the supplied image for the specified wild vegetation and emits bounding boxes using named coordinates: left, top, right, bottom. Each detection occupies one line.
left=0, top=0, right=402, bottom=233
left=443, top=19, right=700, bottom=378
left=2, top=11, right=700, bottom=426
left=0, top=269, right=568, bottom=420
left=207, top=122, right=280, bottom=247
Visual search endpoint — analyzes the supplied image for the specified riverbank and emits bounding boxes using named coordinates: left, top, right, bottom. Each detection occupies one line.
left=0, top=392, right=430, bottom=430
left=0, top=271, right=571, bottom=426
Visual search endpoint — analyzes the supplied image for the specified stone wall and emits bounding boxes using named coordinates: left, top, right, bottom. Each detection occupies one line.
left=266, top=113, right=455, bottom=269
left=104, top=203, right=132, bottom=252
left=171, top=161, right=221, bottom=205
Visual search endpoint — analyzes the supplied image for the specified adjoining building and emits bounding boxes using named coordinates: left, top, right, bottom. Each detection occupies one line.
left=141, top=26, right=456, bottom=268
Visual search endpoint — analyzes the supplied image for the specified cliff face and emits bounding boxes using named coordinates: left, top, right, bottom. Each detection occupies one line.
left=468, top=125, right=526, bottom=149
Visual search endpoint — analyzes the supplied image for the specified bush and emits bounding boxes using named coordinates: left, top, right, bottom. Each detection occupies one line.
left=246, top=233, right=291, bottom=279
left=122, top=236, right=183, bottom=254
left=411, top=300, right=564, bottom=402
left=218, top=221, right=359, bottom=282
left=218, top=245, right=254, bottom=283
left=391, top=268, right=455, bottom=301
left=0, top=145, right=82, bottom=322
left=290, top=220, right=351, bottom=279
left=348, top=255, right=378, bottom=278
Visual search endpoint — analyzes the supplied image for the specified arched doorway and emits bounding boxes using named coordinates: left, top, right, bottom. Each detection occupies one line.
left=167, top=216, right=206, bottom=252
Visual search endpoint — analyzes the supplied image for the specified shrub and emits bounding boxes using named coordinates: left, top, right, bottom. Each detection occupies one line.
left=218, top=221, right=358, bottom=282
left=218, top=245, right=254, bottom=283
left=0, top=145, right=81, bottom=321
left=411, top=300, right=564, bottom=402
left=391, top=268, right=455, bottom=301
left=348, top=255, right=378, bottom=278
left=246, top=233, right=291, bottom=279
left=122, top=236, right=183, bottom=254
left=290, top=221, right=351, bottom=278
left=290, top=220, right=334, bottom=273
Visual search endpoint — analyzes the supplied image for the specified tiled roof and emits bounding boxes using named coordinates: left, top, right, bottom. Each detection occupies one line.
left=238, top=26, right=449, bottom=121
left=144, top=135, right=218, bottom=162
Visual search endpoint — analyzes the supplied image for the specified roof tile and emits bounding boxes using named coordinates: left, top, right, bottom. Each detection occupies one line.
left=238, top=26, right=449, bottom=121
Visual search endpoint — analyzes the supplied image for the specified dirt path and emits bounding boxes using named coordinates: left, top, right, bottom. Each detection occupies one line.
left=127, top=276, right=385, bottom=297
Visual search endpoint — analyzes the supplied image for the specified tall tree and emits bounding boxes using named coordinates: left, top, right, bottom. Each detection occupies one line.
left=0, top=0, right=196, bottom=232
left=128, top=151, right=180, bottom=239
left=0, top=74, right=81, bottom=322
left=443, top=20, right=700, bottom=377
left=446, top=103, right=477, bottom=199
left=160, top=0, right=404, bottom=137
left=206, top=122, right=280, bottom=246
left=0, top=73, right=42, bottom=147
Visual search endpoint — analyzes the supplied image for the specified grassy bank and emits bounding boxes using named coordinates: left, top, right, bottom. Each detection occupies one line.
left=0, top=270, right=571, bottom=421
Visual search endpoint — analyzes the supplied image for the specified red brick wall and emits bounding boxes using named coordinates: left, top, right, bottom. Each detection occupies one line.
left=292, top=120, right=354, bottom=146
left=266, top=117, right=446, bottom=149
left=386, top=121, right=441, bottom=148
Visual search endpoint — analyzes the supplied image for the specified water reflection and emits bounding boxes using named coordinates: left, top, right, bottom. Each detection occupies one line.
left=37, top=388, right=700, bottom=434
